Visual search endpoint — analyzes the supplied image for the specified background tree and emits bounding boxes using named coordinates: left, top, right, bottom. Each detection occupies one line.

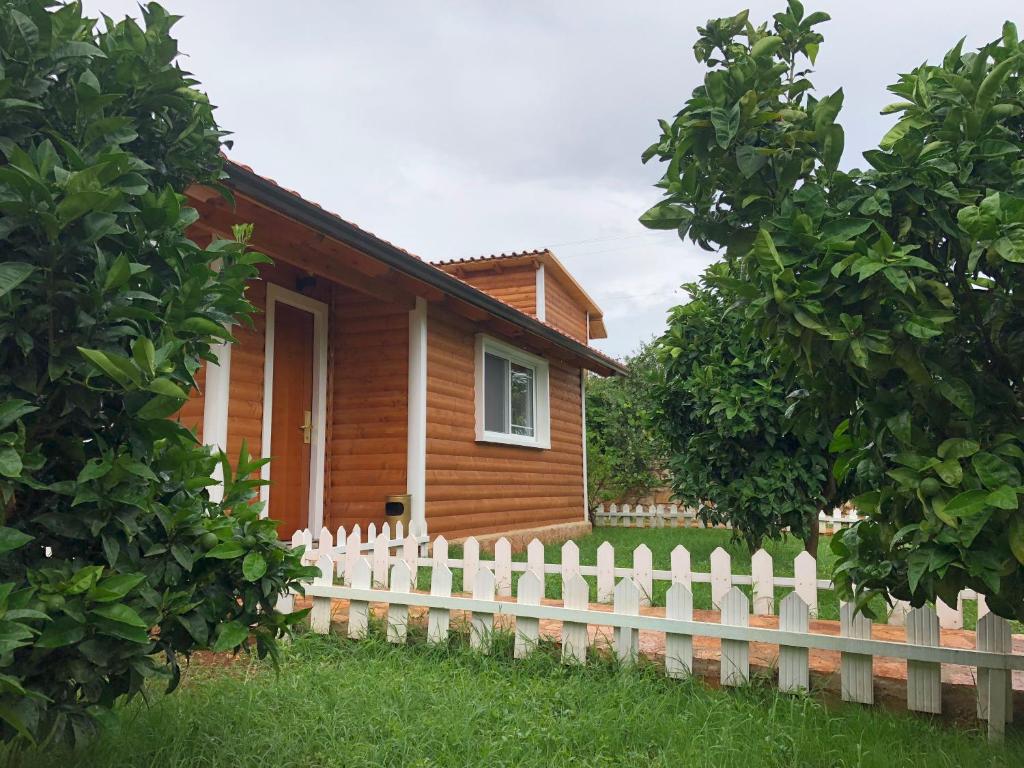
left=642, top=2, right=1024, bottom=620
left=586, top=339, right=668, bottom=511
left=657, top=272, right=840, bottom=554
left=0, top=1, right=314, bottom=744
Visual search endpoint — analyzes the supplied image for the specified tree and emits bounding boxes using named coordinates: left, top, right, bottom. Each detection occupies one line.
left=0, top=1, right=314, bottom=744
left=641, top=2, right=1024, bottom=620
left=657, top=271, right=841, bottom=554
left=586, top=340, right=668, bottom=510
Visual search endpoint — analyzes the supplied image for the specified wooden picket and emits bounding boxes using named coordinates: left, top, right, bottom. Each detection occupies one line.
left=515, top=571, right=542, bottom=659
left=387, top=561, right=411, bottom=645
left=596, top=541, right=615, bottom=603
left=977, top=612, right=1013, bottom=736
left=664, top=582, right=693, bottom=678
left=494, top=537, right=512, bottom=597
left=347, top=558, right=371, bottom=640
left=462, top=536, right=479, bottom=594
left=719, top=588, right=749, bottom=687
left=751, top=548, right=774, bottom=615
left=710, top=547, right=731, bottom=609
left=613, top=578, right=640, bottom=664
left=561, top=540, right=581, bottom=590
left=471, top=568, right=495, bottom=651
left=309, top=553, right=333, bottom=634
left=778, top=592, right=809, bottom=692
left=840, top=602, right=873, bottom=705
left=427, top=562, right=452, bottom=645
left=561, top=575, right=589, bottom=665
left=632, top=544, right=653, bottom=608
left=906, top=605, right=941, bottom=714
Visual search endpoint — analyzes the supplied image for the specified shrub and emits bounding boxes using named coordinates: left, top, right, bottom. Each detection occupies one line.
left=0, top=1, right=314, bottom=744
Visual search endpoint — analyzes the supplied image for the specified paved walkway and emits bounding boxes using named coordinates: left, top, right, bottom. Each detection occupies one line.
left=296, top=592, right=1023, bottom=721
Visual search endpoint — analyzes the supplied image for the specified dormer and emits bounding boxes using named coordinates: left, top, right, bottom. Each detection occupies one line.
left=433, top=249, right=606, bottom=343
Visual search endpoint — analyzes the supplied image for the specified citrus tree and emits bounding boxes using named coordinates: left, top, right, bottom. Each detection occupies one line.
left=0, top=1, right=314, bottom=744
left=657, top=272, right=841, bottom=554
left=642, top=2, right=1024, bottom=620
left=586, top=340, right=668, bottom=510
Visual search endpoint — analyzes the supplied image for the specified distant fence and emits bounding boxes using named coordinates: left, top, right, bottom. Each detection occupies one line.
left=593, top=503, right=861, bottom=534
left=302, top=552, right=1021, bottom=743
left=288, top=530, right=989, bottom=632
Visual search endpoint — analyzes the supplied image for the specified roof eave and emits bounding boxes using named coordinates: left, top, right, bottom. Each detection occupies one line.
left=223, top=162, right=627, bottom=377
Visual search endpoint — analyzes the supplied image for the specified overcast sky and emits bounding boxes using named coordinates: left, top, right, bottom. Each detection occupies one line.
left=86, top=1, right=1021, bottom=358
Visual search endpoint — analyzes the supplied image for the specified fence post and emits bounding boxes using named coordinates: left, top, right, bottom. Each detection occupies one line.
left=751, top=549, right=774, bottom=615
left=977, top=612, right=1013, bottom=743
left=632, top=544, right=653, bottom=607
left=597, top=541, right=615, bottom=604
left=935, top=596, right=963, bottom=630
left=471, top=568, right=496, bottom=652
left=335, top=525, right=346, bottom=552
left=665, top=582, right=693, bottom=678
left=906, top=605, right=941, bottom=713
left=367, top=522, right=376, bottom=543
left=779, top=592, right=809, bottom=692
left=319, top=527, right=333, bottom=559
left=670, top=545, right=691, bottom=592
left=348, top=558, right=372, bottom=640
left=613, top=577, right=640, bottom=664
left=562, top=574, right=589, bottom=665
left=427, top=562, right=452, bottom=645
left=494, top=537, right=512, bottom=597
left=527, top=538, right=545, bottom=597
left=515, top=570, right=542, bottom=659
left=309, top=553, right=333, bottom=635
left=387, top=561, right=412, bottom=645
left=432, top=534, right=448, bottom=569
left=462, top=537, right=478, bottom=595
left=794, top=551, right=817, bottom=618
left=710, top=547, right=731, bottom=609
left=840, top=602, right=873, bottom=704
left=720, top=588, right=749, bottom=687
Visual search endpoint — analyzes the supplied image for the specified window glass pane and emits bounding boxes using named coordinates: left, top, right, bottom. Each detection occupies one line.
left=510, top=363, right=534, bottom=437
left=484, top=353, right=508, bottom=433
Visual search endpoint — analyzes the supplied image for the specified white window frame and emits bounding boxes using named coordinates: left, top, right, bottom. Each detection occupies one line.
left=475, top=334, right=550, bottom=449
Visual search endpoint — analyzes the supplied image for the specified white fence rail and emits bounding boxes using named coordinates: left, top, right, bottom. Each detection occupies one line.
left=295, top=532, right=988, bottom=632
left=593, top=503, right=861, bottom=534
left=303, top=554, right=1021, bottom=743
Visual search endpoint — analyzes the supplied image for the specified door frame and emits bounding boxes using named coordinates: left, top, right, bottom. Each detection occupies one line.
left=259, top=282, right=329, bottom=535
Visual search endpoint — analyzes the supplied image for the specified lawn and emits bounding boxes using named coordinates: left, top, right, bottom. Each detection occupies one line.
left=9, top=631, right=1022, bottom=768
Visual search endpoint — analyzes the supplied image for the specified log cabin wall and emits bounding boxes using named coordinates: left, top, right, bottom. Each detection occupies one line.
left=324, top=285, right=409, bottom=531
left=447, top=263, right=537, bottom=316
left=544, top=270, right=589, bottom=341
left=424, top=304, right=585, bottom=538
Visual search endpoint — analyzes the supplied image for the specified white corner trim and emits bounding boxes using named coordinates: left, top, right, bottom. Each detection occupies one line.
left=535, top=262, right=546, bottom=322
left=581, top=369, right=589, bottom=520
left=202, top=342, right=232, bottom=504
left=474, top=333, right=551, bottom=450
left=407, top=297, right=428, bottom=537
left=259, top=283, right=329, bottom=533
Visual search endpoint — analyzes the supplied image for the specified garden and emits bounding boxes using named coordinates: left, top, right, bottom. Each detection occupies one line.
left=2, top=0, right=1024, bottom=764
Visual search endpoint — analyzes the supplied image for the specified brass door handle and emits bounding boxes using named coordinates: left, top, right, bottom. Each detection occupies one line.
left=299, top=410, right=312, bottom=444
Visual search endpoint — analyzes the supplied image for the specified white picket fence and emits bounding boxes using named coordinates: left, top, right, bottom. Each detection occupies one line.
left=292, top=532, right=988, bottom=632
left=594, top=503, right=861, bottom=534
left=303, top=553, right=1021, bottom=743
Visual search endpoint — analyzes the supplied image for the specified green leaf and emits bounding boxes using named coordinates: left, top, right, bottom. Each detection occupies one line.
left=146, top=377, right=188, bottom=399
left=77, top=458, right=111, bottom=483
left=242, top=552, right=267, bottom=582
left=0, top=447, right=22, bottom=478
left=986, top=486, right=1019, bottom=510
left=212, top=621, right=249, bottom=652
left=971, top=452, right=1021, bottom=489
left=750, top=35, right=784, bottom=59
left=77, top=347, right=133, bottom=387
left=103, top=253, right=131, bottom=292
left=710, top=106, right=740, bottom=149
left=936, top=378, right=974, bottom=417
left=205, top=541, right=245, bottom=559
left=943, top=489, right=990, bottom=518
left=937, top=438, right=979, bottom=460
left=90, top=603, right=147, bottom=628
left=132, top=337, right=156, bottom=376
left=89, top=573, right=147, bottom=602
left=181, top=316, right=227, bottom=336
left=0, top=527, right=33, bottom=554
left=820, top=219, right=872, bottom=244
left=0, top=263, right=35, bottom=298
left=639, top=203, right=693, bottom=231
left=1010, top=518, right=1024, bottom=565
left=0, top=400, right=37, bottom=431
left=36, top=617, right=86, bottom=649
left=735, top=145, right=767, bottom=178
left=933, top=459, right=962, bottom=485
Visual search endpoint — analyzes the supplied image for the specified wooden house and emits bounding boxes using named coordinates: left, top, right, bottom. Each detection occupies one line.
left=181, top=160, right=625, bottom=544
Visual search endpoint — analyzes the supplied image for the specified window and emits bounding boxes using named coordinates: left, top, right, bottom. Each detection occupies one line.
left=475, top=335, right=550, bottom=448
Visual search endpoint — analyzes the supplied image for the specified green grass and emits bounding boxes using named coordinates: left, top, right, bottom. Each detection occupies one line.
left=11, top=630, right=1024, bottom=768
left=10, top=630, right=1023, bottom=768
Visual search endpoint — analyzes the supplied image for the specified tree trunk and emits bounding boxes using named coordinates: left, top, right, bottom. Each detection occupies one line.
left=803, top=515, right=819, bottom=558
